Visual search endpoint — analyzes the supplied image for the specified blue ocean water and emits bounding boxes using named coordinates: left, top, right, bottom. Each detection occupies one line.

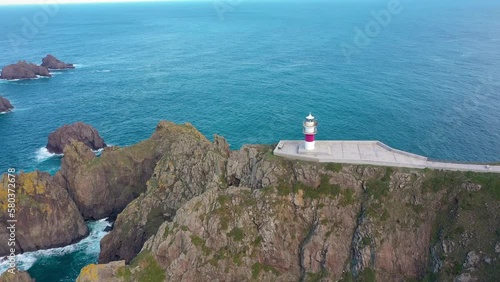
left=0, top=0, right=499, bottom=281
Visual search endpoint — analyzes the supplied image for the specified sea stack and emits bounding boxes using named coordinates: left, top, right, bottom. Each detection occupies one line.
left=0, top=96, right=14, bottom=113
left=41, top=54, right=75, bottom=70
left=0, top=61, right=51, bottom=80
left=46, top=122, right=107, bottom=154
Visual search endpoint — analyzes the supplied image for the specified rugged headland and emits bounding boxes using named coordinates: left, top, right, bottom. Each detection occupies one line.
left=1, top=121, right=499, bottom=281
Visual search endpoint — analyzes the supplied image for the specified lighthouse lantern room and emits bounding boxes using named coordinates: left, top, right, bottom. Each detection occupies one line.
left=303, top=113, right=317, bottom=150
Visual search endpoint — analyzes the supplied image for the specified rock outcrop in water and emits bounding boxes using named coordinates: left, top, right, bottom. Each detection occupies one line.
left=0, top=61, right=51, bottom=80
left=0, top=171, right=88, bottom=256
left=41, top=54, right=75, bottom=70
left=64, top=121, right=499, bottom=282
left=46, top=122, right=107, bottom=154
left=0, top=269, right=34, bottom=282
left=0, top=96, right=14, bottom=113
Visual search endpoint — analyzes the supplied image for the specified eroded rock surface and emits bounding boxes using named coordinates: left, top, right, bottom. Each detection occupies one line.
left=0, top=171, right=88, bottom=256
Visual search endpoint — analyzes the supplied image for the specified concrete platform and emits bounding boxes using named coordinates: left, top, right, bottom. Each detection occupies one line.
left=274, top=140, right=500, bottom=173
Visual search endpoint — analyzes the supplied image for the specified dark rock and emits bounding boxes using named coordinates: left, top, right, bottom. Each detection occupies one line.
left=41, top=54, right=75, bottom=70
left=0, top=61, right=51, bottom=80
left=0, top=96, right=14, bottom=113
left=0, top=171, right=88, bottom=256
left=46, top=122, right=106, bottom=154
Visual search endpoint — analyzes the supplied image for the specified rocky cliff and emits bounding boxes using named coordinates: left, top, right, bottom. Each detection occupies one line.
left=0, top=96, right=14, bottom=113
left=70, top=122, right=499, bottom=282
left=0, top=171, right=88, bottom=256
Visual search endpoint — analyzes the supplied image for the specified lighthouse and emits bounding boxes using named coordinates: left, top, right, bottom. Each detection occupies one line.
left=303, top=113, right=317, bottom=150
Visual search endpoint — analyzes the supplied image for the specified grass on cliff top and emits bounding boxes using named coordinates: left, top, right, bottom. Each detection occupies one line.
left=424, top=171, right=500, bottom=281
left=118, top=250, right=165, bottom=282
left=365, top=167, right=392, bottom=201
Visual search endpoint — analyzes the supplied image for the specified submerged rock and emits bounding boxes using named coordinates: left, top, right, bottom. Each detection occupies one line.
left=41, top=54, right=75, bottom=70
left=46, top=122, right=106, bottom=154
left=0, top=61, right=51, bottom=80
left=0, top=171, right=88, bottom=256
left=0, top=96, right=14, bottom=113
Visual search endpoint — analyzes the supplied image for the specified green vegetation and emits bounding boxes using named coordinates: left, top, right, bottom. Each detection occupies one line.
left=253, top=235, right=263, bottom=246
left=163, top=225, right=171, bottom=238
left=116, top=266, right=132, bottom=281
left=357, top=267, right=376, bottom=282
left=340, top=188, right=356, bottom=206
left=325, top=162, right=343, bottom=172
left=365, top=178, right=389, bottom=200
left=303, top=175, right=341, bottom=199
left=361, top=237, right=371, bottom=247
left=217, top=194, right=231, bottom=206
left=306, top=270, right=328, bottom=282
left=339, top=271, right=354, bottom=282
left=228, top=227, right=245, bottom=241
left=364, top=167, right=393, bottom=200
left=422, top=171, right=462, bottom=193
left=126, top=251, right=165, bottom=282
left=251, top=262, right=279, bottom=279
left=191, top=235, right=211, bottom=255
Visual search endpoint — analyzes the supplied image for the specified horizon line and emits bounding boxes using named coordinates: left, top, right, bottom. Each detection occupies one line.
left=0, top=0, right=192, bottom=6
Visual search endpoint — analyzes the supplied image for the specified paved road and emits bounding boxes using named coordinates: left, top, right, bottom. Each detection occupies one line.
left=273, top=140, right=500, bottom=173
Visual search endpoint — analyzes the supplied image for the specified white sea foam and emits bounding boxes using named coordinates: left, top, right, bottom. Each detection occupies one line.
left=35, top=147, right=62, bottom=162
left=0, top=218, right=111, bottom=275
left=96, top=70, right=111, bottom=73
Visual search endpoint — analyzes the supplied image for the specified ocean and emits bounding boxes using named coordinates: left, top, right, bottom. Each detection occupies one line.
left=0, top=0, right=499, bottom=281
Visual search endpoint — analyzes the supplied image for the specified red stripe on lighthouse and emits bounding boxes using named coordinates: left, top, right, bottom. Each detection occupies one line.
left=305, top=134, right=315, bottom=142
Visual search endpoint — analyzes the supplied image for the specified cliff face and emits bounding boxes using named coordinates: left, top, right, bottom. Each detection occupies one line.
left=98, top=122, right=230, bottom=263
left=54, top=121, right=179, bottom=220
left=0, top=171, right=88, bottom=256
left=65, top=121, right=498, bottom=281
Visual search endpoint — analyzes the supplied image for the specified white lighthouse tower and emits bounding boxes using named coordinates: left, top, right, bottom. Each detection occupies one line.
left=303, top=113, right=317, bottom=150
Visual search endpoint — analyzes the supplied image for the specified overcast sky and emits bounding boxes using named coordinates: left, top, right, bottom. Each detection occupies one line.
left=0, top=0, right=180, bottom=5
